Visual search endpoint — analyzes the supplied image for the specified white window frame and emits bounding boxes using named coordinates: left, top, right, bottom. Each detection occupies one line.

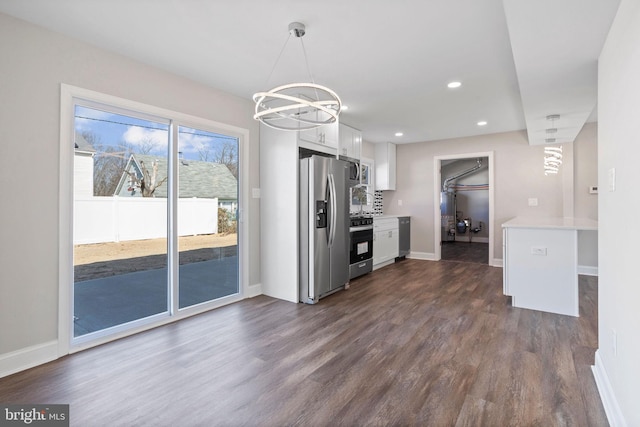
left=59, top=84, right=250, bottom=355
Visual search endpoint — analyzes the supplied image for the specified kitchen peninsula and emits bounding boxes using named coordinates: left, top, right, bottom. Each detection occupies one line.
left=502, top=217, right=598, bottom=317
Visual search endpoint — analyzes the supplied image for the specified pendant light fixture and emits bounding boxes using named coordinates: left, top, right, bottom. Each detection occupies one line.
left=543, top=114, right=563, bottom=175
left=253, top=22, right=342, bottom=131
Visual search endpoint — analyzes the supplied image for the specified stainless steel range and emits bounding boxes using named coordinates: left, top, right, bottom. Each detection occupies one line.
left=349, top=215, right=374, bottom=279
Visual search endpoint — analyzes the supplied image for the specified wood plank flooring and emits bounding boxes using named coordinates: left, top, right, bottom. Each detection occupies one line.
left=0, top=259, right=607, bottom=426
left=441, top=241, right=489, bottom=264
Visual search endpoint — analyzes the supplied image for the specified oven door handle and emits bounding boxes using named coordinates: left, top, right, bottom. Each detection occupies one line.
left=350, top=225, right=373, bottom=232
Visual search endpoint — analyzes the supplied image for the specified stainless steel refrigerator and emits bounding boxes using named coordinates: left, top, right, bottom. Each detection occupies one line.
left=299, top=155, right=350, bottom=304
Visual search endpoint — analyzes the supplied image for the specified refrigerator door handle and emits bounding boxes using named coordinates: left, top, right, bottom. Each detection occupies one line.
left=327, top=173, right=337, bottom=247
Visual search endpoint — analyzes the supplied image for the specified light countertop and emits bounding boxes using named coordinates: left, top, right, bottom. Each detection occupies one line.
left=502, top=217, right=598, bottom=231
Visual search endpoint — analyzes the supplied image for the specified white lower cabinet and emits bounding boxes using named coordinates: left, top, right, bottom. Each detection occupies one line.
left=373, top=217, right=399, bottom=266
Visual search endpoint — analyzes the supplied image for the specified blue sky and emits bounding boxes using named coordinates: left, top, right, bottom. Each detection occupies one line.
left=74, top=105, right=236, bottom=161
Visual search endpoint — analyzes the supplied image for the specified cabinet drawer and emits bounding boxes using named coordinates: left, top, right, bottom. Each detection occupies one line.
left=374, top=218, right=398, bottom=232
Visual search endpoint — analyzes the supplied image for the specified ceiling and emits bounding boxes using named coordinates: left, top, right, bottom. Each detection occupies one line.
left=0, top=0, right=620, bottom=145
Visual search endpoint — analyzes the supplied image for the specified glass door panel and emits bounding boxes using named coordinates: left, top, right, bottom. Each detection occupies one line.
left=177, top=126, right=239, bottom=309
left=73, top=105, right=170, bottom=337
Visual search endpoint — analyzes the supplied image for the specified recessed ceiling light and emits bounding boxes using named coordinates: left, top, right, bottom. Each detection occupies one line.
left=395, top=132, right=403, bottom=137
left=477, top=121, right=487, bottom=126
left=447, top=81, right=462, bottom=89
left=341, top=105, right=349, bottom=111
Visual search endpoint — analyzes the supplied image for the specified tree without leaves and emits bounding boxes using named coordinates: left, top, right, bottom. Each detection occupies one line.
left=210, top=141, right=238, bottom=179
left=125, top=159, right=167, bottom=197
left=83, top=131, right=132, bottom=196
left=137, top=137, right=159, bottom=155
left=93, top=146, right=129, bottom=196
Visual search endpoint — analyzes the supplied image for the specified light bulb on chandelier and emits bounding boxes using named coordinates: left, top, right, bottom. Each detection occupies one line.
left=253, top=22, right=342, bottom=131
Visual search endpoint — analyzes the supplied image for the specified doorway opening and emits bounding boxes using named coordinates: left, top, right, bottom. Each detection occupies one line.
left=434, top=153, right=494, bottom=265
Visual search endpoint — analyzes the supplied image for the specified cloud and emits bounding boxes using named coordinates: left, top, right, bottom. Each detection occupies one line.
left=123, top=126, right=169, bottom=150
left=177, top=131, right=211, bottom=156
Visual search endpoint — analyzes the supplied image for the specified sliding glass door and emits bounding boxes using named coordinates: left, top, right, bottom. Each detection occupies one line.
left=71, top=101, right=241, bottom=341
left=73, top=105, right=170, bottom=337
left=176, top=126, right=239, bottom=309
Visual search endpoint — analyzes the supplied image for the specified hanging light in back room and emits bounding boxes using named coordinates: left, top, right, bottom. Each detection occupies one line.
left=253, top=22, right=342, bottom=131
left=544, top=145, right=563, bottom=175
left=543, top=114, right=563, bottom=175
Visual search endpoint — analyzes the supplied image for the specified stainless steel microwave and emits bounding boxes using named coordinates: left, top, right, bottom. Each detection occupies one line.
left=340, top=157, right=360, bottom=185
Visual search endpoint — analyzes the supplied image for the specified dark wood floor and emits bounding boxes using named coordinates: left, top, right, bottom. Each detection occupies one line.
left=0, top=260, right=607, bottom=426
left=442, top=241, right=489, bottom=264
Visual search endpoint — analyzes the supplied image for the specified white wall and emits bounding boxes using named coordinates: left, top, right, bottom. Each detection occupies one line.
left=377, top=124, right=597, bottom=265
left=0, top=13, right=260, bottom=360
left=595, top=1, right=640, bottom=425
left=574, top=122, right=599, bottom=270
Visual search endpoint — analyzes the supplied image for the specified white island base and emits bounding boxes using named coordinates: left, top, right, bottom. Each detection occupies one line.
left=502, top=217, right=598, bottom=317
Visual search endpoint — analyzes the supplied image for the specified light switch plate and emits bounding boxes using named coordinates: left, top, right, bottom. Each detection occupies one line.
left=252, top=188, right=261, bottom=198
left=528, top=198, right=538, bottom=207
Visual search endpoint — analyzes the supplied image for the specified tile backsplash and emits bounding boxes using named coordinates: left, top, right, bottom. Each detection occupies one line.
left=373, top=191, right=384, bottom=216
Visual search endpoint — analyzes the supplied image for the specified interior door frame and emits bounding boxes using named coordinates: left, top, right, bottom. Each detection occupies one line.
left=433, top=151, right=495, bottom=265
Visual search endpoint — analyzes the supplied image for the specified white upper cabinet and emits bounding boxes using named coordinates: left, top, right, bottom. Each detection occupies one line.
left=338, top=123, right=362, bottom=160
left=375, top=142, right=396, bottom=190
left=298, top=121, right=339, bottom=151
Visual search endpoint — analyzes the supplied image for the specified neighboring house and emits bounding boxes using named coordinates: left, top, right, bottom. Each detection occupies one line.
left=73, top=132, right=96, bottom=198
left=114, top=154, right=238, bottom=213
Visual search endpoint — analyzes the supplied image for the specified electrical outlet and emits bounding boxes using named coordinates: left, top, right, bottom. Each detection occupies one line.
left=531, top=247, right=547, bottom=256
left=398, top=199, right=403, bottom=206
left=252, top=188, right=261, bottom=198
left=589, top=186, right=598, bottom=194
left=528, top=198, right=538, bottom=207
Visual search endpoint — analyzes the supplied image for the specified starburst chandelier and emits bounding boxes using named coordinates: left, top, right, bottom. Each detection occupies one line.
left=543, top=115, right=563, bottom=175
left=253, top=22, right=342, bottom=131
left=544, top=145, right=563, bottom=175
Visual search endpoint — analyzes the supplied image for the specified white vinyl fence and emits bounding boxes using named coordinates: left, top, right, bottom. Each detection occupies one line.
left=74, top=196, right=219, bottom=245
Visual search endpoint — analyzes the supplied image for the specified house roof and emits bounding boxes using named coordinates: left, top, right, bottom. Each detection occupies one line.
left=119, top=154, right=237, bottom=200
left=74, top=132, right=96, bottom=153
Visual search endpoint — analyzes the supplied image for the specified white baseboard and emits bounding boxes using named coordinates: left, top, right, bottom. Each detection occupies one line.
left=578, top=265, right=598, bottom=276
left=0, top=340, right=58, bottom=379
left=407, top=251, right=436, bottom=261
left=487, top=259, right=595, bottom=274
left=592, top=350, right=628, bottom=427
left=246, top=282, right=262, bottom=298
